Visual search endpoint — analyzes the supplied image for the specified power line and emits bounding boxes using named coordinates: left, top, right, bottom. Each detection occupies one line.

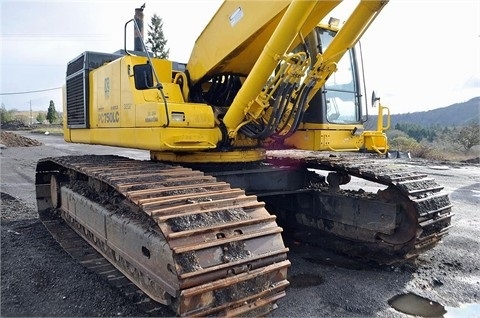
left=2, top=33, right=106, bottom=37
left=0, top=87, right=62, bottom=96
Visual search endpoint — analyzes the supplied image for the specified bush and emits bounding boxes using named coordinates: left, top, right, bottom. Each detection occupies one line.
left=390, top=136, right=446, bottom=160
left=0, top=104, right=15, bottom=124
left=389, top=136, right=420, bottom=152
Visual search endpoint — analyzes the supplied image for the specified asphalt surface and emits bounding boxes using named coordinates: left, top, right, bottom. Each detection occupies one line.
left=1, top=131, right=479, bottom=317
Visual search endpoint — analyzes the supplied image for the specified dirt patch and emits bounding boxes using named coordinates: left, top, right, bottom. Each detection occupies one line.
left=0, top=193, right=147, bottom=317
left=0, top=131, right=43, bottom=147
left=0, top=193, right=37, bottom=222
left=0, top=120, right=31, bottom=131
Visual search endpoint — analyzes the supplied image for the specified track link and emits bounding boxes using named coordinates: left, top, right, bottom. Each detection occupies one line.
left=36, top=155, right=290, bottom=317
left=39, top=217, right=167, bottom=315
left=266, top=150, right=453, bottom=262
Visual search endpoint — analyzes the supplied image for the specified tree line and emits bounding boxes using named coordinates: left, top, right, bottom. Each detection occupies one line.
left=1, top=100, right=60, bottom=125
left=389, top=121, right=480, bottom=157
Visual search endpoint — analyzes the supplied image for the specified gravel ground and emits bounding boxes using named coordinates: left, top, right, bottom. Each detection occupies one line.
left=1, top=131, right=479, bottom=317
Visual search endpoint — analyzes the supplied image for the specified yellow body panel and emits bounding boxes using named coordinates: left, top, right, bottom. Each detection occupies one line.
left=286, top=123, right=389, bottom=153
left=90, top=56, right=186, bottom=129
left=69, top=127, right=219, bottom=151
left=187, top=1, right=290, bottom=83
left=64, top=55, right=221, bottom=151
left=92, top=60, right=122, bottom=128
left=363, top=131, right=388, bottom=154
left=285, top=126, right=365, bottom=151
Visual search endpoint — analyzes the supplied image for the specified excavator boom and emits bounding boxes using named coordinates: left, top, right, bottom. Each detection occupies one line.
left=187, top=0, right=388, bottom=140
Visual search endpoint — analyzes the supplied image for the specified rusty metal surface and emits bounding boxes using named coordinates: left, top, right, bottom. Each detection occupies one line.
left=35, top=155, right=290, bottom=317
left=266, top=150, right=453, bottom=262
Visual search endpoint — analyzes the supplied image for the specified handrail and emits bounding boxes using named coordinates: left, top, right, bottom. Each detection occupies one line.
left=377, top=104, right=390, bottom=131
left=124, top=18, right=170, bottom=127
left=327, top=146, right=361, bottom=152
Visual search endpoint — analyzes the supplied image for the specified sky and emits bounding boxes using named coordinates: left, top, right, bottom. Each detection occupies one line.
left=1, top=0, right=479, bottom=115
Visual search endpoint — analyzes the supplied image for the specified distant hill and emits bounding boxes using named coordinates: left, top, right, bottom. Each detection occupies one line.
left=365, top=96, right=480, bottom=129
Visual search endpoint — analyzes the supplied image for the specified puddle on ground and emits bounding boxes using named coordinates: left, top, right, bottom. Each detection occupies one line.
left=388, top=293, right=446, bottom=317
left=288, top=273, right=324, bottom=288
left=389, top=293, right=480, bottom=318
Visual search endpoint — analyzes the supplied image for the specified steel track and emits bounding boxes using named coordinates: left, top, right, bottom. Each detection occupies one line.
left=35, top=155, right=290, bottom=317
left=266, top=150, right=453, bottom=261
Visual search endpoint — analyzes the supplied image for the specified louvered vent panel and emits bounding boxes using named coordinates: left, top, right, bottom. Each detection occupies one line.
left=64, top=52, right=123, bottom=129
left=66, top=73, right=87, bottom=128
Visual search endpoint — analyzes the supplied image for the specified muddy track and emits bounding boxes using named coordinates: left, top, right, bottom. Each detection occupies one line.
left=266, top=150, right=453, bottom=262
left=35, top=155, right=290, bottom=316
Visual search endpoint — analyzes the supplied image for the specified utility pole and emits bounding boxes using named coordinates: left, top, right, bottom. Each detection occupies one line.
left=29, top=100, right=32, bottom=125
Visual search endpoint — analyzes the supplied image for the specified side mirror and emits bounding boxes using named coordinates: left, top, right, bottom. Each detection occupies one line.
left=371, top=91, right=380, bottom=108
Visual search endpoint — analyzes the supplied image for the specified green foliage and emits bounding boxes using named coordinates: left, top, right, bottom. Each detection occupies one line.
left=386, top=129, right=408, bottom=141
left=394, top=122, right=437, bottom=142
left=36, top=112, right=46, bottom=123
left=46, top=100, right=57, bottom=124
left=388, top=119, right=480, bottom=161
left=146, top=14, right=169, bottom=58
left=389, top=136, right=420, bottom=152
left=389, top=135, right=448, bottom=160
left=0, top=103, right=13, bottom=124
left=0, top=103, right=15, bottom=123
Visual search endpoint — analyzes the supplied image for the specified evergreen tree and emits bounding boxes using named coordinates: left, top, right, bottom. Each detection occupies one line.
left=46, top=100, right=57, bottom=124
left=146, top=14, right=169, bottom=58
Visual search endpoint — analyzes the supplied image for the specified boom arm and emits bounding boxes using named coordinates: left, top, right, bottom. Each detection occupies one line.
left=188, top=0, right=388, bottom=141
left=222, top=0, right=341, bottom=138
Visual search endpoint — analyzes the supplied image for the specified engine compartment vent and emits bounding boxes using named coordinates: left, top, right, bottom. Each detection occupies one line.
left=65, top=51, right=122, bottom=128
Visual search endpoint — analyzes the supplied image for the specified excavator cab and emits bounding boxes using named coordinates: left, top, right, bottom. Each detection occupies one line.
left=283, top=23, right=390, bottom=154
left=301, top=25, right=364, bottom=125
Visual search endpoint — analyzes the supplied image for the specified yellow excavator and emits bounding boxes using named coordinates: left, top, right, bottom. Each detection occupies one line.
left=35, top=0, right=453, bottom=316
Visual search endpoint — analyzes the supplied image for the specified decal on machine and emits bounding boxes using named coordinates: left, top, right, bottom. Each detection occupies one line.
left=145, top=110, right=158, bottom=122
left=229, top=7, right=243, bottom=26
left=104, top=77, right=110, bottom=98
left=98, top=111, right=120, bottom=123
